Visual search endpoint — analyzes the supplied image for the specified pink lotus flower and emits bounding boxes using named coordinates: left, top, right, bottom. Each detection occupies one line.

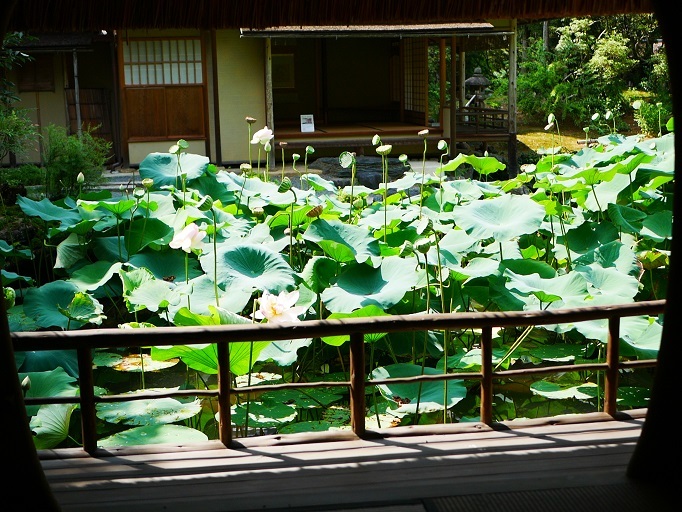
left=254, top=290, right=307, bottom=323
left=169, top=223, right=206, bottom=253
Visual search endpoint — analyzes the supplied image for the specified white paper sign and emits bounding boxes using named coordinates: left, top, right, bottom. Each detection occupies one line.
left=300, top=114, right=315, bottom=133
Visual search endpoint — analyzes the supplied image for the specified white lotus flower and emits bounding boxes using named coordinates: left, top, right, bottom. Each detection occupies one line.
left=254, top=290, right=307, bottom=323
left=169, top=223, right=205, bottom=253
left=251, top=126, right=274, bottom=146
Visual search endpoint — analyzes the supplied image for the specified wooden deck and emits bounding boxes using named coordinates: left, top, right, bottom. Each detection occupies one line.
left=40, top=409, right=675, bottom=512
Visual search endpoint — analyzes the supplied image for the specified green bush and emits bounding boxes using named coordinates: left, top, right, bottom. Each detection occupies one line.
left=42, top=124, right=111, bottom=199
left=0, top=163, right=44, bottom=187
left=0, top=107, right=39, bottom=162
left=632, top=100, right=672, bottom=136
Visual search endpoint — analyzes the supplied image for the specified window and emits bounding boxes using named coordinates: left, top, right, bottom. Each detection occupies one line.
left=17, top=54, right=55, bottom=92
left=122, top=37, right=205, bottom=141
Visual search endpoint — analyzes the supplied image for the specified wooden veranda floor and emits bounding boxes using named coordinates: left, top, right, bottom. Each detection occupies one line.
left=40, top=409, right=675, bottom=512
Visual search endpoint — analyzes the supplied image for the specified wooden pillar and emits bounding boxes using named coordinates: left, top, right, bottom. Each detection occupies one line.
left=439, top=38, right=446, bottom=129
left=449, top=36, right=457, bottom=158
left=265, top=38, right=274, bottom=169
left=508, top=19, right=518, bottom=177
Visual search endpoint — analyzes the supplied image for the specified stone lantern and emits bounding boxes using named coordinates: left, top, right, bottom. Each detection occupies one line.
left=464, top=67, right=490, bottom=108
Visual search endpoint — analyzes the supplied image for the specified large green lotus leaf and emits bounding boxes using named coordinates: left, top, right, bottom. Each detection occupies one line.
left=96, top=395, right=202, bottom=425
left=23, top=281, right=83, bottom=330
left=68, top=261, right=123, bottom=292
left=20, top=367, right=79, bottom=417
left=167, top=275, right=251, bottom=317
left=79, top=198, right=136, bottom=217
left=530, top=381, right=598, bottom=400
left=636, top=133, right=675, bottom=173
left=436, top=228, right=480, bottom=268
left=503, top=268, right=589, bottom=307
left=17, top=350, right=79, bottom=378
left=54, top=232, right=87, bottom=270
left=139, top=152, right=209, bottom=188
left=0, top=239, right=32, bottom=259
left=501, top=258, right=557, bottom=279
left=259, top=388, right=344, bottom=409
left=17, top=196, right=81, bottom=225
left=553, top=221, right=619, bottom=263
left=91, top=236, right=130, bottom=262
left=440, top=152, right=506, bottom=176
left=189, top=173, right=237, bottom=204
left=299, top=255, right=338, bottom=294
left=528, top=344, right=586, bottom=362
left=370, top=363, right=467, bottom=414
left=303, top=218, right=381, bottom=264
left=2, top=269, right=32, bottom=288
left=125, top=218, right=174, bottom=255
left=607, top=203, right=647, bottom=235
left=127, top=278, right=183, bottom=313
left=617, top=387, right=651, bottom=408
left=57, top=291, right=106, bottom=326
left=579, top=173, right=632, bottom=212
left=574, top=264, right=639, bottom=302
left=256, top=338, right=313, bottom=366
left=29, top=403, right=78, bottom=449
left=7, top=304, right=39, bottom=332
left=322, top=305, right=390, bottom=346
left=357, top=204, right=405, bottom=230
left=619, top=316, right=663, bottom=359
left=453, top=194, right=545, bottom=242
left=98, top=424, right=208, bottom=448
left=201, top=243, right=296, bottom=294
left=640, top=210, right=672, bottom=242
left=227, top=402, right=297, bottom=428
left=544, top=303, right=660, bottom=348
left=301, top=173, right=338, bottom=192
left=439, top=348, right=508, bottom=371
left=160, top=306, right=268, bottom=375
left=572, top=239, right=639, bottom=276
left=129, top=249, right=202, bottom=282
left=321, top=257, right=425, bottom=313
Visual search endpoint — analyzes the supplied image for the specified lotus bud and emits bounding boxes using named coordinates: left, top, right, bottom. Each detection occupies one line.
left=418, top=129, right=429, bottom=138
left=252, top=206, right=265, bottom=217
left=245, top=116, right=257, bottom=124
left=133, top=187, right=145, bottom=199
left=414, top=237, right=432, bottom=254
left=4, top=286, right=16, bottom=309
left=142, top=178, right=154, bottom=190
left=372, top=134, right=381, bottom=146
left=305, top=145, right=315, bottom=155
left=197, top=195, right=214, bottom=211
left=292, top=153, right=301, bottom=162
left=278, top=177, right=292, bottom=193
left=21, top=375, right=31, bottom=393
left=76, top=172, right=85, bottom=184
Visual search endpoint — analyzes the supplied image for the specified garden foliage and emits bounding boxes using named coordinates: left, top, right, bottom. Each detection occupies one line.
left=3, top=124, right=672, bottom=448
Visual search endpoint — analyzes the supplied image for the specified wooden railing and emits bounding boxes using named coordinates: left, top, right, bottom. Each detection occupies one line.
left=12, top=300, right=664, bottom=455
left=455, top=106, right=509, bottom=134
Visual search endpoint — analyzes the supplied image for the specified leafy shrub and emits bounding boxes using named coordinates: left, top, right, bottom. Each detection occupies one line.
left=42, top=124, right=111, bottom=199
left=632, top=100, right=672, bottom=136
left=0, top=163, right=44, bottom=187
left=0, top=107, right=39, bottom=162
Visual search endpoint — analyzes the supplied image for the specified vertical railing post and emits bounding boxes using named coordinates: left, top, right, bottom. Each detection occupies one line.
left=77, top=347, right=97, bottom=454
left=605, top=316, right=620, bottom=416
left=480, top=326, right=493, bottom=425
left=217, top=341, right=232, bottom=446
left=349, top=332, right=365, bottom=437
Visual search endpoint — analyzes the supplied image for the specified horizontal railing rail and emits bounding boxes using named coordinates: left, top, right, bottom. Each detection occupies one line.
left=12, top=299, right=664, bottom=455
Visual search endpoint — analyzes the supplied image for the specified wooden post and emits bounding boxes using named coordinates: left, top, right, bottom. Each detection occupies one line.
left=77, top=347, right=98, bottom=454
left=480, top=326, right=493, bottom=425
left=604, top=317, right=620, bottom=416
left=508, top=19, right=518, bottom=177
left=217, top=341, right=232, bottom=446
left=349, top=333, right=366, bottom=437
left=450, top=36, right=457, bottom=158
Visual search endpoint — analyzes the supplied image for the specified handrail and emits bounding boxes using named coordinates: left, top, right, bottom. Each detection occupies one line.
left=12, top=299, right=665, bottom=454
